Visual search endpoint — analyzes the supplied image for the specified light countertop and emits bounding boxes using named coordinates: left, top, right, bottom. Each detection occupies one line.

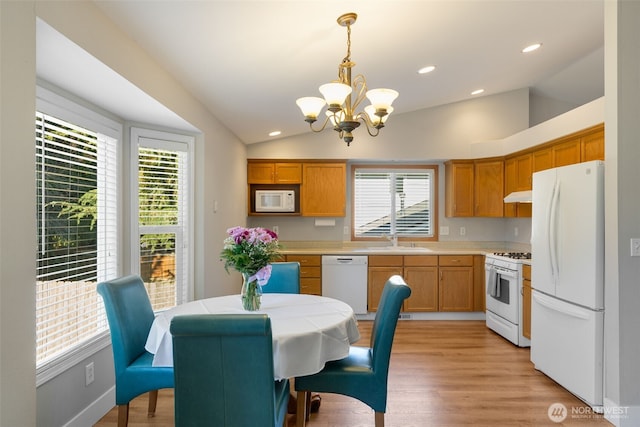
left=279, top=241, right=531, bottom=256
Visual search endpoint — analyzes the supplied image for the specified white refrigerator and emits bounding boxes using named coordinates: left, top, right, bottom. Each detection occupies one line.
left=530, top=160, right=604, bottom=409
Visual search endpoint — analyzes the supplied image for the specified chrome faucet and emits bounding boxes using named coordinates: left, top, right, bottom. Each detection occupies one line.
left=385, top=233, right=398, bottom=247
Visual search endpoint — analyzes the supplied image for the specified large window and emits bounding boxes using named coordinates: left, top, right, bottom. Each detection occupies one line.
left=352, top=165, right=438, bottom=241
left=35, top=109, right=118, bottom=371
left=131, top=129, right=193, bottom=308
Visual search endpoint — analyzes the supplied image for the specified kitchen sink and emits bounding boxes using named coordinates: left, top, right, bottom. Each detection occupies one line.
left=353, top=246, right=433, bottom=253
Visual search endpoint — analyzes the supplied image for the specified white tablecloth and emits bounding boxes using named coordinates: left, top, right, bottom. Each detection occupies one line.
left=145, top=293, right=361, bottom=380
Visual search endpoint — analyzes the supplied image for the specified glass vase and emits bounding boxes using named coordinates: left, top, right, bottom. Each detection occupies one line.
left=241, top=273, right=262, bottom=311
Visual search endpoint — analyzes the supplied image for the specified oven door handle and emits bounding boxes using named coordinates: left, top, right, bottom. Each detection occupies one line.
left=491, top=266, right=518, bottom=279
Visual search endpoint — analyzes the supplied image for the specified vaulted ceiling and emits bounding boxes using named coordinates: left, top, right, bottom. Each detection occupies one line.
left=38, top=1, right=604, bottom=144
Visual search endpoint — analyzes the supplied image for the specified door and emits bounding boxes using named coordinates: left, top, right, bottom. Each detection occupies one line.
left=485, top=265, right=519, bottom=323
left=532, top=161, right=604, bottom=309
left=531, top=290, right=603, bottom=407
left=531, top=167, right=557, bottom=296
left=553, top=161, right=604, bottom=309
left=132, top=129, right=193, bottom=309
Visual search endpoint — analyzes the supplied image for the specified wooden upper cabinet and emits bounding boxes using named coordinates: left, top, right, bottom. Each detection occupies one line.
left=247, top=162, right=302, bottom=184
left=581, top=128, right=604, bottom=162
left=504, top=153, right=532, bottom=218
left=445, top=161, right=474, bottom=217
left=552, top=138, right=581, bottom=167
left=504, top=158, right=517, bottom=218
left=301, top=162, right=346, bottom=217
left=247, top=162, right=275, bottom=183
left=532, top=147, right=553, bottom=173
left=445, top=158, right=503, bottom=217
left=474, top=158, right=504, bottom=217
left=514, top=154, right=532, bottom=191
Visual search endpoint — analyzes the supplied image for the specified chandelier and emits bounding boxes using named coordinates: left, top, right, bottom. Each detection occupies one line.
left=296, top=13, right=399, bottom=146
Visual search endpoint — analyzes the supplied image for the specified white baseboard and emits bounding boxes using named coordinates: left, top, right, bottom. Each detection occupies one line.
left=356, top=311, right=486, bottom=321
left=603, top=398, right=640, bottom=427
left=63, top=386, right=115, bottom=427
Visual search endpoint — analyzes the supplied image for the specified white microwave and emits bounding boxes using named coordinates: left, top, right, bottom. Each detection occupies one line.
left=255, top=190, right=295, bottom=212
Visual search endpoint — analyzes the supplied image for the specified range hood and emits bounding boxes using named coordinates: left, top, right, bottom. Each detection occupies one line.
left=504, top=190, right=532, bottom=203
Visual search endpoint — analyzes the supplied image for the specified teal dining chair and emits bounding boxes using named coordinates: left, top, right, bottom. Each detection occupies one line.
left=97, top=275, right=174, bottom=427
left=263, top=261, right=300, bottom=294
left=170, top=314, right=290, bottom=427
left=294, top=275, right=411, bottom=427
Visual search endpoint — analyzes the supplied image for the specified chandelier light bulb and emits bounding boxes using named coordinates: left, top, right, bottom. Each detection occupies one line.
left=365, top=105, right=393, bottom=126
left=319, top=83, right=352, bottom=108
left=296, top=97, right=326, bottom=121
left=326, top=109, right=346, bottom=127
left=366, top=88, right=399, bottom=110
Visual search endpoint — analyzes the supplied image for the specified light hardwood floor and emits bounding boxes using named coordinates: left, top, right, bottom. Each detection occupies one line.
left=94, top=320, right=611, bottom=426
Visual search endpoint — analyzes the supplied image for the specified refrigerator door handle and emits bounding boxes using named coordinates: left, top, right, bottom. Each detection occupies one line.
left=533, top=291, right=589, bottom=320
left=549, top=180, right=560, bottom=280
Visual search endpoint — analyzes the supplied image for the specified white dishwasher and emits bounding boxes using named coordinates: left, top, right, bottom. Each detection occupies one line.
left=322, top=255, right=368, bottom=314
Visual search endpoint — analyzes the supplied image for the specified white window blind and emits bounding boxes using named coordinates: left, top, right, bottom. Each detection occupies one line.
left=133, top=131, right=192, bottom=309
left=35, top=112, right=117, bottom=367
left=353, top=167, right=435, bottom=238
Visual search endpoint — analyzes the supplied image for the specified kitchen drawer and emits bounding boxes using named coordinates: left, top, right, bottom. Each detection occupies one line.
left=403, top=255, right=438, bottom=266
left=438, top=255, right=473, bottom=266
left=286, top=254, right=321, bottom=266
left=300, top=266, right=321, bottom=277
left=286, top=254, right=321, bottom=295
left=300, top=278, right=321, bottom=295
left=368, top=255, right=403, bottom=267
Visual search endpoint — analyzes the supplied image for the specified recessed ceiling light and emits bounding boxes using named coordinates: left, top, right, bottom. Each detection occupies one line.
left=268, top=131, right=282, bottom=137
left=522, top=43, right=542, bottom=53
left=418, top=65, right=436, bottom=74
left=471, top=89, right=484, bottom=96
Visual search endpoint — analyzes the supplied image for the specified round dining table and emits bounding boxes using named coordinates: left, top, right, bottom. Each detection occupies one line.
left=145, top=293, right=361, bottom=380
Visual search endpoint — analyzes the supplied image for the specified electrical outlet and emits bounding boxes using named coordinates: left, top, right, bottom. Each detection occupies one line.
left=631, top=238, right=640, bottom=257
left=440, top=226, right=449, bottom=236
left=460, top=226, right=466, bottom=236
left=85, top=362, right=95, bottom=386
left=514, top=227, right=519, bottom=237
left=343, top=226, right=349, bottom=235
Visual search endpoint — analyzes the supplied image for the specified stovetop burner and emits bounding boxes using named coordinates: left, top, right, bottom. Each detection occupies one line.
left=492, top=252, right=532, bottom=260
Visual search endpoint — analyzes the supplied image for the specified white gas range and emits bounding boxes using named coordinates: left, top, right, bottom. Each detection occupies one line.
left=485, top=252, right=531, bottom=347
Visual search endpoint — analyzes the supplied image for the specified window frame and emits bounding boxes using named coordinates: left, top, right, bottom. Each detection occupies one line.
left=351, top=163, right=439, bottom=242
left=129, top=128, right=195, bottom=306
left=35, top=85, right=122, bottom=386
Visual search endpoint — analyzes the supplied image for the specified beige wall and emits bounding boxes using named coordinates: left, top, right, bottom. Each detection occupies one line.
left=2, top=1, right=248, bottom=425
left=603, top=1, right=640, bottom=424
left=247, top=88, right=530, bottom=160
left=1, top=2, right=37, bottom=426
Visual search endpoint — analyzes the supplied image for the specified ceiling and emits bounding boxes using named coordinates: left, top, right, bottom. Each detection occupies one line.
left=38, top=1, right=605, bottom=145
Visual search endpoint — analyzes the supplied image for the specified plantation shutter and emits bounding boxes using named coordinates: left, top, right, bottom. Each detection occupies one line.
left=35, top=112, right=117, bottom=366
left=354, top=168, right=434, bottom=238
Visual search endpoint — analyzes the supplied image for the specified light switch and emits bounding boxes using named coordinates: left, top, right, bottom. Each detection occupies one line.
left=439, top=226, right=449, bottom=236
left=631, top=238, right=640, bottom=257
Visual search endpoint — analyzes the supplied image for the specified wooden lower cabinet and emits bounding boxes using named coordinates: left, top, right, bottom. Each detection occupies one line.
left=285, top=254, right=321, bottom=295
left=367, top=256, right=403, bottom=312
left=368, top=254, right=478, bottom=312
left=522, top=264, right=532, bottom=339
left=403, top=256, right=438, bottom=312
left=438, top=255, right=474, bottom=312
